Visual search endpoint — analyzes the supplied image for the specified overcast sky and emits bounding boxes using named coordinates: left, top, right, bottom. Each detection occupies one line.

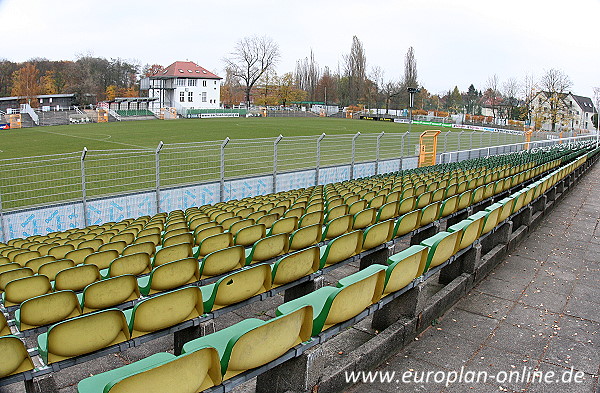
left=1, top=0, right=598, bottom=100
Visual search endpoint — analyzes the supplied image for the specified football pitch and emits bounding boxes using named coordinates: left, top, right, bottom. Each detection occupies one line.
left=0, top=117, right=524, bottom=210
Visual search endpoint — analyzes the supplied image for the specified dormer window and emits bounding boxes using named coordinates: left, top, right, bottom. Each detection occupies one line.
left=178, top=69, right=184, bottom=73
left=188, top=70, right=192, bottom=73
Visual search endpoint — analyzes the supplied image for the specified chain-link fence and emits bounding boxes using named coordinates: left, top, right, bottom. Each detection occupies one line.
left=1, top=129, right=590, bottom=241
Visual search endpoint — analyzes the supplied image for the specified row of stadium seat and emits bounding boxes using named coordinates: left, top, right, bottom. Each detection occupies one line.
left=0, top=142, right=593, bottom=391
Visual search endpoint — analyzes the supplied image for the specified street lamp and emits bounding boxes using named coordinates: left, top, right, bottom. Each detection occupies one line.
left=407, top=87, right=420, bottom=134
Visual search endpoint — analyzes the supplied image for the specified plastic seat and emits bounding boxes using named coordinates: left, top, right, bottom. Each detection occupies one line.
left=103, top=252, right=151, bottom=279
left=79, top=275, right=141, bottom=313
left=419, top=202, right=440, bottom=226
left=193, top=233, right=233, bottom=259
left=12, top=250, right=41, bottom=266
left=298, top=210, right=324, bottom=228
left=321, top=214, right=352, bottom=241
left=319, top=230, right=362, bottom=268
left=99, top=240, right=127, bottom=254
left=419, top=231, right=461, bottom=274
left=65, top=247, right=95, bottom=265
left=200, top=264, right=272, bottom=312
left=199, top=246, right=245, bottom=278
left=245, top=233, right=289, bottom=264
left=398, top=196, right=416, bottom=215
left=16, top=290, right=82, bottom=331
left=78, top=238, right=103, bottom=251
left=124, top=286, right=203, bottom=338
left=182, top=306, right=312, bottom=380
left=447, top=218, right=484, bottom=251
left=276, top=266, right=385, bottom=335
left=54, top=264, right=101, bottom=292
left=162, top=232, right=193, bottom=248
left=84, top=250, right=119, bottom=270
left=439, top=195, right=458, bottom=217
left=267, top=216, right=298, bottom=236
left=2, top=275, right=52, bottom=307
left=194, top=226, right=224, bottom=246
left=2, top=261, right=27, bottom=274
left=138, top=257, right=200, bottom=296
left=362, top=220, right=394, bottom=251
left=376, top=201, right=398, bottom=222
left=234, top=224, right=266, bottom=247
left=0, top=312, right=9, bottom=336
left=392, top=210, right=420, bottom=238
left=0, top=267, right=34, bottom=291
left=271, top=247, right=321, bottom=288
left=153, top=243, right=193, bottom=267
left=0, top=336, right=35, bottom=377
left=76, top=350, right=221, bottom=393
left=352, top=208, right=376, bottom=230
left=37, top=308, right=130, bottom=364
left=383, top=245, right=428, bottom=295
left=288, top=224, right=321, bottom=251
left=48, top=244, right=75, bottom=259
left=122, top=241, right=156, bottom=258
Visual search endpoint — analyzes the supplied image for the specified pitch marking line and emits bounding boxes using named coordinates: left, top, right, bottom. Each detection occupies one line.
left=35, top=129, right=151, bottom=149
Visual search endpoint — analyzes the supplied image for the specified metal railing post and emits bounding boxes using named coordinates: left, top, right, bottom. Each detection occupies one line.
left=458, top=131, right=464, bottom=151
left=273, top=135, right=282, bottom=193
left=444, top=132, right=448, bottom=153
left=80, top=147, right=88, bottom=227
left=375, top=131, right=384, bottom=175
left=0, top=188, right=6, bottom=243
left=470, top=131, right=475, bottom=150
left=220, top=137, right=230, bottom=202
left=350, top=132, right=360, bottom=179
left=315, top=133, right=325, bottom=185
left=155, top=141, right=164, bottom=214
left=400, top=131, right=408, bottom=171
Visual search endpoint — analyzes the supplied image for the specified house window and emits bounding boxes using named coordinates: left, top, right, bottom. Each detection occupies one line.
left=188, top=92, right=193, bottom=102
left=202, top=92, right=207, bottom=102
left=188, top=79, right=197, bottom=87
left=214, top=81, right=217, bottom=85
left=203, top=80, right=207, bottom=87
left=177, top=78, right=186, bottom=86
left=180, top=91, right=185, bottom=102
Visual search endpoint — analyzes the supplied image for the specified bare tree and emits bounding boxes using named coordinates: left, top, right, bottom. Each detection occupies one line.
left=369, top=66, right=383, bottom=112
left=342, top=36, right=367, bottom=106
left=224, top=35, right=280, bottom=108
left=295, top=50, right=320, bottom=101
left=502, top=77, right=520, bottom=120
left=593, top=87, right=600, bottom=132
left=403, top=46, right=418, bottom=88
left=484, top=75, right=501, bottom=120
left=521, top=73, right=538, bottom=125
left=536, top=69, right=572, bottom=131
left=381, top=80, right=400, bottom=114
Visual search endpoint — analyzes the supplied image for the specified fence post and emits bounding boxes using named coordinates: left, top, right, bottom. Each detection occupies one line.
left=375, top=131, right=384, bottom=175
left=350, top=132, right=360, bottom=180
left=220, top=137, right=230, bottom=202
left=80, top=147, right=88, bottom=227
left=0, top=188, right=6, bottom=243
left=273, top=135, right=282, bottom=193
left=155, top=141, right=164, bottom=214
left=400, top=131, right=408, bottom=171
left=444, top=132, right=448, bottom=153
left=315, top=133, right=325, bottom=186
left=470, top=131, right=475, bottom=150
left=458, top=131, right=464, bottom=151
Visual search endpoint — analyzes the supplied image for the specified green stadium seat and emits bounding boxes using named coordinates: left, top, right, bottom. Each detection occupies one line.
left=288, top=224, right=321, bottom=251
left=319, top=230, right=362, bottom=268
left=362, top=220, right=394, bottom=251
left=53, top=264, right=101, bottom=291
left=419, top=231, right=461, bottom=274
left=2, top=274, right=51, bottom=307
left=271, top=247, right=320, bottom=288
left=0, top=336, right=35, bottom=377
left=137, top=257, right=200, bottom=296
left=16, top=290, right=82, bottom=331
left=383, top=245, right=428, bottom=295
left=79, top=275, right=140, bottom=313
left=245, top=233, right=289, bottom=264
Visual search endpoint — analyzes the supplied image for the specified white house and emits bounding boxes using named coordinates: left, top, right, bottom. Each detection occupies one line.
left=531, top=91, right=597, bottom=132
left=146, top=61, right=221, bottom=114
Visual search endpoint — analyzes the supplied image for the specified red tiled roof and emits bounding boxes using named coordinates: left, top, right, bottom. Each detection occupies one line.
left=151, top=61, right=221, bottom=79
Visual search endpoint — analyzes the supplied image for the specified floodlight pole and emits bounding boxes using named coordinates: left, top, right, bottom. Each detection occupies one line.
left=407, top=87, right=420, bottom=134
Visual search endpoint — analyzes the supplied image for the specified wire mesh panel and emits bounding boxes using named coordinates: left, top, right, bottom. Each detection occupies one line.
left=277, top=135, right=319, bottom=173
left=319, top=134, right=355, bottom=168
left=224, top=137, right=274, bottom=180
left=161, top=141, right=222, bottom=187
left=379, top=132, right=406, bottom=162
left=0, top=152, right=81, bottom=210
left=354, top=133, right=378, bottom=164
left=85, top=149, right=154, bottom=198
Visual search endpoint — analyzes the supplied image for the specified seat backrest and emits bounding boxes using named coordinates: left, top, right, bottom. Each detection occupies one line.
left=3, top=274, right=52, bottom=307
left=419, top=202, right=440, bottom=226
left=447, top=217, right=484, bottom=251
left=246, top=233, right=289, bottom=264
left=80, top=275, right=140, bottom=313
left=289, top=224, right=321, bottom=251
left=18, top=290, right=82, bottom=331
left=271, top=247, right=320, bottom=287
left=84, top=249, right=119, bottom=270
left=384, top=245, right=427, bottom=295
left=143, top=257, right=200, bottom=295
left=128, top=286, right=203, bottom=338
left=3, top=261, right=28, bottom=274
left=64, top=247, right=94, bottom=265
left=221, top=306, right=312, bottom=379
left=0, top=336, right=35, bottom=377
left=99, top=240, right=127, bottom=254
left=419, top=231, right=461, bottom=274
left=48, top=244, right=75, bottom=259
left=234, top=224, right=266, bottom=247
left=322, top=214, right=352, bottom=241
left=122, top=241, right=156, bottom=258
left=0, top=267, right=34, bottom=290
left=269, top=216, right=298, bottom=235
left=298, top=210, right=324, bottom=228
left=12, top=250, right=41, bottom=266
left=53, top=262, right=99, bottom=290
left=154, top=243, right=193, bottom=267
left=0, top=312, right=10, bottom=336
left=40, top=308, right=130, bottom=364
left=109, top=253, right=152, bottom=278
left=320, top=230, right=362, bottom=267
left=81, top=350, right=221, bottom=393
left=362, top=220, right=394, bottom=251
left=194, top=226, right=224, bottom=246
left=202, top=264, right=272, bottom=312
left=398, top=196, right=416, bottom=215
left=163, top=232, right=194, bottom=248
left=196, top=233, right=233, bottom=258
left=352, top=208, right=376, bottom=230
left=200, top=246, right=245, bottom=278
left=78, top=238, right=103, bottom=251
left=392, top=210, right=419, bottom=238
